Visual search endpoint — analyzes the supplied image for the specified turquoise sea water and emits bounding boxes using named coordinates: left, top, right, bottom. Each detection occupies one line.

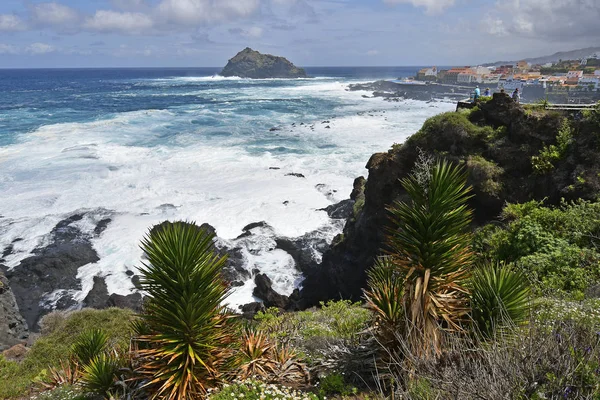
left=0, top=67, right=455, bottom=307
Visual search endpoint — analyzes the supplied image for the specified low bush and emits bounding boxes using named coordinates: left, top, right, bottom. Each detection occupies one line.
left=384, top=320, right=600, bottom=399
left=208, top=380, right=318, bottom=400
left=255, top=300, right=371, bottom=348
left=317, top=373, right=356, bottom=397
left=29, top=384, right=89, bottom=400
left=474, top=200, right=600, bottom=297
left=531, top=118, right=573, bottom=174
left=0, top=308, right=134, bottom=399
left=466, top=155, right=503, bottom=197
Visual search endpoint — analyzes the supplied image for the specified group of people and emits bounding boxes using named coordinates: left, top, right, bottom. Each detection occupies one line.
left=473, top=85, right=520, bottom=103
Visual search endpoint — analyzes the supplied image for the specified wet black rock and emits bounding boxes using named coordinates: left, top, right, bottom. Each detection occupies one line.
left=285, top=173, right=305, bottom=178
left=83, top=276, right=110, bottom=309
left=94, top=218, right=112, bottom=236
left=239, top=301, right=266, bottom=319
left=107, top=293, right=143, bottom=311
left=253, top=274, right=289, bottom=309
left=83, top=276, right=143, bottom=312
left=0, top=269, right=28, bottom=351
left=275, top=232, right=329, bottom=276
left=5, top=214, right=102, bottom=331
left=320, top=199, right=355, bottom=220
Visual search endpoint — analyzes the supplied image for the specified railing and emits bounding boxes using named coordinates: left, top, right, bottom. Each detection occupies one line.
left=544, top=103, right=597, bottom=111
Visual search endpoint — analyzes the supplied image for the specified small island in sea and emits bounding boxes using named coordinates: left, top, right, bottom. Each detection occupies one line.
left=220, top=47, right=308, bottom=79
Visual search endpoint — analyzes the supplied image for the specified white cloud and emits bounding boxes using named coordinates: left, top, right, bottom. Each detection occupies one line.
left=383, top=0, right=456, bottom=15
left=229, top=26, right=264, bottom=38
left=30, top=2, right=80, bottom=27
left=0, top=14, right=26, bottom=31
left=156, top=0, right=260, bottom=25
left=366, top=49, right=379, bottom=56
left=487, top=0, right=600, bottom=39
left=26, top=43, right=55, bottom=55
left=481, top=15, right=507, bottom=37
left=84, top=10, right=154, bottom=34
left=0, top=44, right=19, bottom=54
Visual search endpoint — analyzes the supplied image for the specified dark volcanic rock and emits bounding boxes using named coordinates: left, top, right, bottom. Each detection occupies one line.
left=253, top=274, right=289, bottom=309
left=320, top=199, right=355, bottom=220
left=5, top=214, right=100, bottom=331
left=300, top=93, right=600, bottom=305
left=83, top=276, right=110, bottom=309
left=221, top=48, right=307, bottom=79
left=0, top=269, right=28, bottom=350
left=350, top=177, right=366, bottom=200
left=275, top=234, right=328, bottom=276
left=107, top=293, right=143, bottom=311
left=239, top=301, right=266, bottom=319
left=83, top=276, right=143, bottom=312
left=285, top=173, right=305, bottom=178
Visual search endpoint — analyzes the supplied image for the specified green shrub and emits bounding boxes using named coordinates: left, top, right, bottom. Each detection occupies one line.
left=208, top=380, right=318, bottom=400
left=406, top=377, right=438, bottom=400
left=474, top=200, right=600, bottom=296
left=534, top=298, right=600, bottom=329
left=29, top=308, right=135, bottom=372
left=317, top=373, right=356, bottom=397
left=0, top=308, right=134, bottom=399
left=466, top=155, right=504, bottom=197
left=255, top=300, right=371, bottom=351
left=531, top=118, right=573, bottom=174
left=0, top=355, right=33, bottom=399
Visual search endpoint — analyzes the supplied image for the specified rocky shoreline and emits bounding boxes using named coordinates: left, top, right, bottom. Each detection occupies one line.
left=0, top=178, right=354, bottom=348
left=6, top=91, right=593, bottom=350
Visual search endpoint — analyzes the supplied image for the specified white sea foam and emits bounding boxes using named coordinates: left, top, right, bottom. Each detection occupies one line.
left=0, top=77, right=454, bottom=309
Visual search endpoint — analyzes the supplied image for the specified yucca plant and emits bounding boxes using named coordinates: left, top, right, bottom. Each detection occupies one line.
left=238, top=328, right=274, bottom=380
left=386, top=159, right=474, bottom=357
left=470, top=262, right=531, bottom=339
left=72, top=329, right=110, bottom=366
left=80, top=353, right=121, bottom=398
left=40, top=360, right=81, bottom=389
left=364, top=257, right=404, bottom=344
left=133, top=221, right=236, bottom=400
left=269, top=344, right=310, bottom=384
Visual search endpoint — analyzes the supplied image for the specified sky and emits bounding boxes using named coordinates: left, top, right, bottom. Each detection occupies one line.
left=0, top=0, right=599, bottom=68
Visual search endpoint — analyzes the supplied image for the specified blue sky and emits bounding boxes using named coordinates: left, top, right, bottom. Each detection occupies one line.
left=0, top=0, right=598, bottom=67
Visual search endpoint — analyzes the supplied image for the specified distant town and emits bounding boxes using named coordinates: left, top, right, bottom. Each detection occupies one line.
left=411, top=51, right=600, bottom=103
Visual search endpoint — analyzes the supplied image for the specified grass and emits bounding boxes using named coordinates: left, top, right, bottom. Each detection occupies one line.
left=254, top=300, right=371, bottom=352
left=0, top=308, right=135, bottom=399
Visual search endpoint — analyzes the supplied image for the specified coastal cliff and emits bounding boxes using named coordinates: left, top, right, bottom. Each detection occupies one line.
left=220, top=48, right=308, bottom=79
left=300, top=93, right=600, bottom=304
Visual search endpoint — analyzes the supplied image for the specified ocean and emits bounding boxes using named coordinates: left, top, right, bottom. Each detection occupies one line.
left=0, top=67, right=455, bottom=308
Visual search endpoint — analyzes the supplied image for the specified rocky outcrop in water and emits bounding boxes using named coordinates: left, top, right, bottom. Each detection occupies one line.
left=4, top=214, right=102, bottom=330
left=299, top=93, right=600, bottom=304
left=221, top=48, right=308, bottom=79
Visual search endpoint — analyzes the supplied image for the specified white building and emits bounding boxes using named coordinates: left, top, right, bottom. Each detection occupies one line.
left=566, top=70, right=584, bottom=79
left=457, top=72, right=477, bottom=84
left=579, top=75, right=600, bottom=90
